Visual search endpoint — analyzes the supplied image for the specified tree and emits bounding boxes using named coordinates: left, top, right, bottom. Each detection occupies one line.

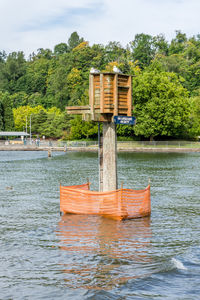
left=187, top=91, right=200, bottom=137
left=0, top=50, right=7, bottom=62
left=153, top=34, right=169, bottom=56
left=132, top=69, right=191, bottom=139
left=40, top=111, right=70, bottom=138
left=105, top=41, right=127, bottom=65
left=0, top=100, right=3, bottom=130
left=69, top=116, right=98, bottom=140
left=13, top=105, right=70, bottom=138
left=169, top=30, right=187, bottom=55
left=31, top=109, right=48, bottom=134
left=68, top=32, right=84, bottom=51
left=46, top=42, right=105, bottom=109
left=117, top=124, right=135, bottom=139
left=10, top=92, right=28, bottom=108
left=0, top=92, right=15, bottom=131
left=13, top=105, right=44, bottom=131
left=54, top=43, right=68, bottom=56
left=129, top=33, right=156, bottom=68
left=66, top=68, right=82, bottom=105
left=35, top=48, right=53, bottom=60
left=46, top=54, right=71, bottom=109
left=154, top=36, right=200, bottom=95
left=24, top=56, right=50, bottom=96
left=2, top=51, right=26, bottom=93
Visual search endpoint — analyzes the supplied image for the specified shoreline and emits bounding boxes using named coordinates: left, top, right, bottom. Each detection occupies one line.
left=1, top=145, right=200, bottom=153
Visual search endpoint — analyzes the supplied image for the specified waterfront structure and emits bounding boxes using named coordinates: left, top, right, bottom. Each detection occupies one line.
left=66, top=72, right=133, bottom=192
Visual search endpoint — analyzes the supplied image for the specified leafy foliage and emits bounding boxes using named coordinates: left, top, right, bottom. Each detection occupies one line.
left=13, top=105, right=70, bottom=138
left=0, top=91, right=15, bottom=130
left=133, top=69, right=191, bottom=139
left=0, top=31, right=200, bottom=139
left=68, top=116, right=98, bottom=140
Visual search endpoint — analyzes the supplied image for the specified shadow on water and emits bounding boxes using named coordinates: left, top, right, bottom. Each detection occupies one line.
left=56, top=214, right=152, bottom=290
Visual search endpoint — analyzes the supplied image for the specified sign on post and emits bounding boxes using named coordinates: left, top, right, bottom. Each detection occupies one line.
left=114, top=116, right=136, bottom=125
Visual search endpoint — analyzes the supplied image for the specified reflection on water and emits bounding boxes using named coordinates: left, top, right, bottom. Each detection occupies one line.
left=57, top=215, right=152, bottom=289
left=1, top=151, right=200, bottom=299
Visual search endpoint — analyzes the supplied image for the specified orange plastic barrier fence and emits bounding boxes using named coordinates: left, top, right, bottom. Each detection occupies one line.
left=60, top=183, right=151, bottom=220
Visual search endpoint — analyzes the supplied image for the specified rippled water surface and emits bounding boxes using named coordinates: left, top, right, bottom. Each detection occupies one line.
left=0, top=151, right=200, bottom=299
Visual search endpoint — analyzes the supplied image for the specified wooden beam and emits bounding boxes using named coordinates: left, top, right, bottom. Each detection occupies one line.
left=66, top=105, right=91, bottom=115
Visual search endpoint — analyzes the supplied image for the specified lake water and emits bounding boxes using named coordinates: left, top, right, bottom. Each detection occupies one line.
left=0, top=151, right=200, bottom=299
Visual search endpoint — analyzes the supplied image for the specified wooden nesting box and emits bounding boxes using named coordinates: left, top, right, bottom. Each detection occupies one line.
left=89, top=73, right=132, bottom=121
left=66, top=72, right=132, bottom=122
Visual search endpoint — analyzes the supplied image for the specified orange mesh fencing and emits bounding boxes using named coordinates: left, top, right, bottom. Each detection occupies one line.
left=60, top=183, right=151, bottom=220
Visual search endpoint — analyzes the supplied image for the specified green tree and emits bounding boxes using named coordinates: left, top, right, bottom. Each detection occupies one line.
left=0, top=50, right=7, bottom=62
left=66, top=68, right=82, bottom=105
left=153, top=34, right=169, bottom=56
left=169, top=30, right=187, bottom=55
left=24, top=56, right=50, bottom=96
left=13, top=105, right=70, bottom=138
left=46, top=42, right=105, bottom=109
left=54, top=43, right=69, bottom=56
left=31, top=109, right=48, bottom=134
left=40, top=111, right=69, bottom=138
left=133, top=69, right=191, bottom=139
left=10, top=92, right=28, bottom=108
left=2, top=51, right=26, bottom=93
left=105, top=41, right=126, bottom=63
left=46, top=54, right=70, bottom=109
left=13, top=105, right=44, bottom=131
left=0, top=92, right=15, bottom=130
left=0, top=100, right=3, bottom=130
left=68, top=32, right=84, bottom=50
left=129, top=33, right=156, bottom=68
left=35, top=48, right=53, bottom=60
left=154, top=36, right=200, bottom=95
left=117, top=124, right=135, bottom=139
left=69, top=116, right=98, bottom=140
left=188, top=91, right=200, bottom=137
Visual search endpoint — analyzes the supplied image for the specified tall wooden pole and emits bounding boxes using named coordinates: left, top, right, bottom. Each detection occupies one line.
left=102, top=122, right=118, bottom=192
left=98, top=123, right=103, bottom=192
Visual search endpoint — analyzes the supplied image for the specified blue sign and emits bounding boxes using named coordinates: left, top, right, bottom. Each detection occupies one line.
left=114, top=116, right=136, bottom=125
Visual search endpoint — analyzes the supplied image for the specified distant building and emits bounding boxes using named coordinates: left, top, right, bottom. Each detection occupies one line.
left=0, top=131, right=29, bottom=138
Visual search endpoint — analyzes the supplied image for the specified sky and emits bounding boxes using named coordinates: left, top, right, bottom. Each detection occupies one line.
left=0, top=0, right=200, bottom=56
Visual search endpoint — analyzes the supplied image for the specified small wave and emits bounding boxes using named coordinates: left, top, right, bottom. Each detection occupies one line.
left=171, top=258, right=187, bottom=270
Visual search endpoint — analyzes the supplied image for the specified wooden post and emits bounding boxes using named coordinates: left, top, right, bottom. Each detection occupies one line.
left=48, top=149, right=52, bottom=157
left=102, top=122, right=118, bottom=191
left=98, top=123, right=103, bottom=192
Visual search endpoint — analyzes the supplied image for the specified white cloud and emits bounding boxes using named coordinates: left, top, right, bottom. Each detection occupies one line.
left=0, top=0, right=200, bottom=56
left=83, top=0, right=200, bottom=45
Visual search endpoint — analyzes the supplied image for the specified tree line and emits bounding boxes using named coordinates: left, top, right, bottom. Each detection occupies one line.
left=0, top=30, right=200, bottom=140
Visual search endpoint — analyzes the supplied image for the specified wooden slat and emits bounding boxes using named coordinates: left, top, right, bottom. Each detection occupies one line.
left=127, top=75, right=132, bottom=116
left=114, top=74, right=118, bottom=116
left=118, top=96, right=128, bottom=100
left=89, top=74, right=94, bottom=116
left=66, top=105, right=91, bottom=115
left=118, top=89, right=128, bottom=94
left=100, top=73, right=104, bottom=113
left=118, top=105, right=128, bottom=109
